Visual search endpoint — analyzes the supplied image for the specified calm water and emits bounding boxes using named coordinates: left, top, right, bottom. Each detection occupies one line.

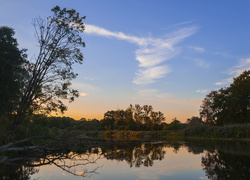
left=1, top=140, right=250, bottom=180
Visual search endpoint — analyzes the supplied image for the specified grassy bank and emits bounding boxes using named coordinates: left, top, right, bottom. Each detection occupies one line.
left=183, top=123, right=250, bottom=140
left=100, top=124, right=250, bottom=141
left=1, top=116, right=249, bottom=149
left=53, top=123, right=250, bottom=143
left=75, top=124, right=250, bottom=141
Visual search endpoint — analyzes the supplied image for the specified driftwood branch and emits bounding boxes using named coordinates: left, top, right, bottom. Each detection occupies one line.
left=1, top=150, right=102, bottom=178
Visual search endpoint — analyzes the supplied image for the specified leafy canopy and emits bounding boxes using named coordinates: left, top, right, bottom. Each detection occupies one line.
left=200, top=70, right=250, bottom=126
left=13, top=6, right=86, bottom=130
left=0, top=26, right=28, bottom=115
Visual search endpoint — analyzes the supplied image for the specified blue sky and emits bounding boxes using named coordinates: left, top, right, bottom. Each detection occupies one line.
left=1, top=0, right=250, bottom=122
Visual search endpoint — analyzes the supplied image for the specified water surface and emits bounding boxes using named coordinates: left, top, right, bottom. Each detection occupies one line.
left=1, top=140, right=250, bottom=180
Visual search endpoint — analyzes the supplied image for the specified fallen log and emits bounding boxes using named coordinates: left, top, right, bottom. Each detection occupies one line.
left=2, top=145, right=46, bottom=152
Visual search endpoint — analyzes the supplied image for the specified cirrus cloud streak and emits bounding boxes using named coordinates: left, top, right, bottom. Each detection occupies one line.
left=215, top=58, right=250, bottom=86
left=85, top=24, right=198, bottom=85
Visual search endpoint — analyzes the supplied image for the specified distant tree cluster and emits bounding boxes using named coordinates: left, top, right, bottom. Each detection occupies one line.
left=29, top=104, right=192, bottom=132
left=200, top=70, right=250, bottom=126
left=101, top=104, right=166, bottom=131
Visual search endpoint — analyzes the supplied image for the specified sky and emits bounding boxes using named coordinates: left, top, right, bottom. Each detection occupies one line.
left=1, top=0, right=250, bottom=123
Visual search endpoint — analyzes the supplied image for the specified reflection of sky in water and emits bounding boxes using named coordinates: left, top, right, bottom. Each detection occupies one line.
left=31, top=146, right=208, bottom=180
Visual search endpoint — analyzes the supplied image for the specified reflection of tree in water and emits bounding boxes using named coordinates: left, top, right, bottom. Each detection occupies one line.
left=103, top=143, right=166, bottom=167
left=2, top=140, right=250, bottom=179
left=202, top=150, right=250, bottom=180
left=184, top=139, right=250, bottom=179
left=0, top=149, right=102, bottom=180
left=0, top=164, right=39, bottom=180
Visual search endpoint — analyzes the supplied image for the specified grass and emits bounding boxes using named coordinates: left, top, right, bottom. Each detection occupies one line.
left=183, top=123, right=250, bottom=139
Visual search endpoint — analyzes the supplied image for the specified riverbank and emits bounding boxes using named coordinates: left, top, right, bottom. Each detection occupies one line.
left=1, top=123, right=249, bottom=154
left=66, top=123, right=250, bottom=142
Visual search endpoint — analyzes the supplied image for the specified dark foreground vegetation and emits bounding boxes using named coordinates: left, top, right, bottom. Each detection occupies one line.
left=0, top=5, right=249, bottom=154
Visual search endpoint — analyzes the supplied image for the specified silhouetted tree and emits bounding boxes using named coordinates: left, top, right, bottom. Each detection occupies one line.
left=103, top=110, right=115, bottom=130
left=133, top=104, right=143, bottom=130
left=200, top=70, right=250, bottom=126
left=167, top=117, right=183, bottom=130
left=101, top=104, right=166, bottom=131
left=142, top=105, right=153, bottom=129
left=0, top=26, right=28, bottom=116
left=124, top=105, right=136, bottom=130
left=186, top=116, right=204, bottom=126
left=213, top=70, right=250, bottom=125
left=200, top=91, right=218, bottom=126
left=150, top=111, right=165, bottom=130
left=13, top=6, right=85, bottom=132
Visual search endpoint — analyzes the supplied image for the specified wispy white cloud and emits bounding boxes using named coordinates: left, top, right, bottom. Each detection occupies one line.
left=196, top=89, right=209, bottom=94
left=133, top=66, right=171, bottom=85
left=215, top=78, right=233, bottom=86
left=215, top=58, right=250, bottom=86
left=188, top=46, right=205, bottom=53
left=85, top=24, right=198, bottom=85
left=135, top=43, right=178, bottom=68
left=166, top=20, right=196, bottom=30
left=85, top=24, right=147, bottom=45
left=228, top=58, right=250, bottom=76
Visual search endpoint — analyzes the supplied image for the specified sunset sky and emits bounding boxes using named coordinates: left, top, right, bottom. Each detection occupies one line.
left=1, top=0, right=250, bottom=122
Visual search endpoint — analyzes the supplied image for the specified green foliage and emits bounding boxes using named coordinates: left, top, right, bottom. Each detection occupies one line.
left=12, top=6, right=85, bottom=131
left=101, top=104, right=165, bottom=131
left=200, top=90, right=218, bottom=125
left=166, top=117, right=187, bottom=130
left=215, top=70, right=250, bottom=125
left=200, top=70, right=250, bottom=126
left=183, top=124, right=250, bottom=139
left=47, top=116, right=76, bottom=129
left=0, top=26, right=28, bottom=115
left=186, top=116, right=204, bottom=126
left=73, top=119, right=102, bottom=131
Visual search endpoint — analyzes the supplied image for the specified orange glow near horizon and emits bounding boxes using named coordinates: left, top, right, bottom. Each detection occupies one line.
left=56, top=94, right=203, bottom=123
left=61, top=98, right=201, bottom=123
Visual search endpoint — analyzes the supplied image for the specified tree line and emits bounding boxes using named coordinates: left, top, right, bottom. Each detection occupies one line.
left=9, top=105, right=200, bottom=135
left=0, top=5, right=249, bottom=143
left=24, top=107, right=185, bottom=133
left=102, top=104, right=166, bottom=131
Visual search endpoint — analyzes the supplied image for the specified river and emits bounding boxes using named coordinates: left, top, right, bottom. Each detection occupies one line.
left=1, top=139, right=249, bottom=180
